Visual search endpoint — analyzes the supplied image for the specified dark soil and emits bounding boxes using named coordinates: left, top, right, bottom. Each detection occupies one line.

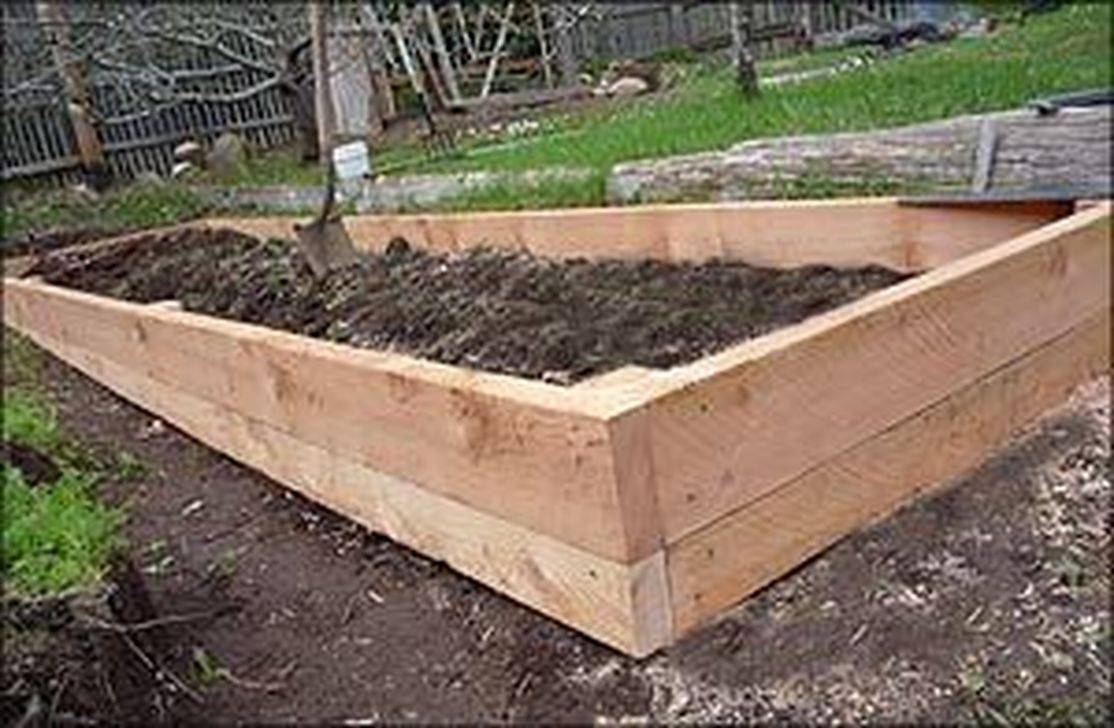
left=31, top=227, right=910, bottom=383
left=1, top=441, right=59, bottom=486
left=3, top=334, right=1109, bottom=724
left=1, top=555, right=222, bottom=726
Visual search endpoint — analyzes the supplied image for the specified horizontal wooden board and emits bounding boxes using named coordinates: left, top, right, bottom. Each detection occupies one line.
left=7, top=317, right=671, bottom=656
left=211, top=197, right=1065, bottom=272
left=642, top=203, right=1110, bottom=543
left=667, top=310, right=1110, bottom=634
left=2, top=281, right=654, bottom=562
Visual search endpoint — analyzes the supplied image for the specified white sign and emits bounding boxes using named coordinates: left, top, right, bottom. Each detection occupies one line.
left=332, top=141, right=370, bottom=181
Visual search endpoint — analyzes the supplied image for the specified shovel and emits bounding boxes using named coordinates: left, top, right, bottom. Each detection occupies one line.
left=293, top=155, right=358, bottom=278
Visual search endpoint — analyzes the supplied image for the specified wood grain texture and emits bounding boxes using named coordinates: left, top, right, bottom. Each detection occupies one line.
left=210, top=197, right=1065, bottom=273
left=644, top=204, right=1110, bottom=543
left=2, top=279, right=643, bottom=562
left=609, top=107, right=1112, bottom=204
left=2, top=313, right=669, bottom=655
left=668, top=310, right=1111, bottom=634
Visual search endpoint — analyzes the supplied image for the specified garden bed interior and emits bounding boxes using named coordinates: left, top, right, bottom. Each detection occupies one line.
left=5, top=197, right=1109, bottom=656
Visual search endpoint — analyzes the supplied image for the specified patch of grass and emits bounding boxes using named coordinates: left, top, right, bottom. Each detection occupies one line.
left=1, top=383, right=97, bottom=471
left=757, top=45, right=867, bottom=76
left=213, top=148, right=323, bottom=188
left=1, top=465, right=122, bottom=597
left=214, top=140, right=435, bottom=190
left=2, top=182, right=207, bottom=243
left=435, top=171, right=607, bottom=212
left=1, top=331, right=127, bottom=598
left=2, top=389, right=61, bottom=455
left=417, top=4, right=1111, bottom=190
left=1, top=330, right=45, bottom=389
left=649, top=46, right=702, bottom=65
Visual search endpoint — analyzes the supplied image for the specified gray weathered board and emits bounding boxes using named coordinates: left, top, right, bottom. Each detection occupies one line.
left=608, top=106, right=1114, bottom=204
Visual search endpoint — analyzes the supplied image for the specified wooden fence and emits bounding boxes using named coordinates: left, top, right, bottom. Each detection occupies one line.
left=571, top=1, right=914, bottom=61
left=3, top=84, right=294, bottom=187
left=4, top=1, right=915, bottom=186
left=2, top=7, right=295, bottom=186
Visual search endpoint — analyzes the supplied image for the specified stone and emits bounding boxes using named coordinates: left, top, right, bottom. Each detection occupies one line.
left=205, top=131, right=247, bottom=179
left=604, top=59, right=662, bottom=91
left=173, top=140, right=204, bottom=164
left=171, top=161, right=197, bottom=179
left=608, top=76, right=650, bottom=98
left=959, top=17, right=995, bottom=40
left=69, top=182, right=99, bottom=202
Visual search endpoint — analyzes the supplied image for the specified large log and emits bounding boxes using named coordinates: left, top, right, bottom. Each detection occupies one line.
left=607, top=106, right=1113, bottom=204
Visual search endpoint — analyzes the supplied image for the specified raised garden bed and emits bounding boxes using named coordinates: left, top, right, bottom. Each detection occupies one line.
left=4, top=197, right=1109, bottom=656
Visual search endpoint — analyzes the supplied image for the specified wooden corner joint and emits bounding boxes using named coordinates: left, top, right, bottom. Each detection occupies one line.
left=624, top=550, right=674, bottom=658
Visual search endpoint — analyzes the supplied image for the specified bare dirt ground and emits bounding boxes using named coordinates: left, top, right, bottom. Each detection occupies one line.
left=4, top=339, right=1110, bottom=723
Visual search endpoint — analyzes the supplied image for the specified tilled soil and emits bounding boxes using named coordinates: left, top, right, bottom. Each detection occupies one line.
left=32, top=227, right=910, bottom=383
left=3, top=335, right=1109, bottom=724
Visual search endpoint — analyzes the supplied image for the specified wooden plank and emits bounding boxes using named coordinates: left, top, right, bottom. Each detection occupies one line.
left=2, top=279, right=644, bottom=563
left=5, top=317, right=670, bottom=655
left=641, top=204, right=1110, bottom=543
left=211, top=197, right=1066, bottom=273
left=668, top=310, right=1110, bottom=634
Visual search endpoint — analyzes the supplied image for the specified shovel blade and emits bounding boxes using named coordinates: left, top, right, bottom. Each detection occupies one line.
left=295, top=218, right=358, bottom=277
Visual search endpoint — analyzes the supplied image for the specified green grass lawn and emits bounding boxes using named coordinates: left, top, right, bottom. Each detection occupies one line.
left=423, top=3, right=1110, bottom=181
left=2, top=183, right=208, bottom=247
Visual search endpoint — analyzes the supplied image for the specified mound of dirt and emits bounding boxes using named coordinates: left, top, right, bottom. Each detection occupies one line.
left=33, top=227, right=911, bottom=383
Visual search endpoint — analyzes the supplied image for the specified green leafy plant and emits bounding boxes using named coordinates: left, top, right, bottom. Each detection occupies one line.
left=1, top=465, right=122, bottom=596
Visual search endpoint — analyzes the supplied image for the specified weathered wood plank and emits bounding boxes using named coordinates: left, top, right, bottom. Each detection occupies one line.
left=609, top=107, right=1113, bottom=205
left=640, top=203, right=1110, bottom=543
left=668, top=310, right=1110, bottom=634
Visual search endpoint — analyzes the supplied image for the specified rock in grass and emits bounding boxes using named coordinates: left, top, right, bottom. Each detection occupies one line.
left=205, top=132, right=247, bottom=180
left=608, top=77, right=650, bottom=97
left=171, top=161, right=197, bottom=180
left=174, top=140, right=204, bottom=165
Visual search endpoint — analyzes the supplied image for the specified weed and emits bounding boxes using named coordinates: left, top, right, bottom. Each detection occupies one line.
left=191, top=646, right=224, bottom=686
left=2, top=389, right=61, bottom=454
left=206, top=548, right=239, bottom=580
left=1, top=465, right=122, bottom=597
left=114, top=450, right=149, bottom=479
left=1, top=331, right=126, bottom=598
left=1, top=330, right=45, bottom=388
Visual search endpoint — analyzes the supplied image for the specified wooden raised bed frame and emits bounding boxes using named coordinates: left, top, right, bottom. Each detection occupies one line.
left=4, top=198, right=1110, bottom=656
